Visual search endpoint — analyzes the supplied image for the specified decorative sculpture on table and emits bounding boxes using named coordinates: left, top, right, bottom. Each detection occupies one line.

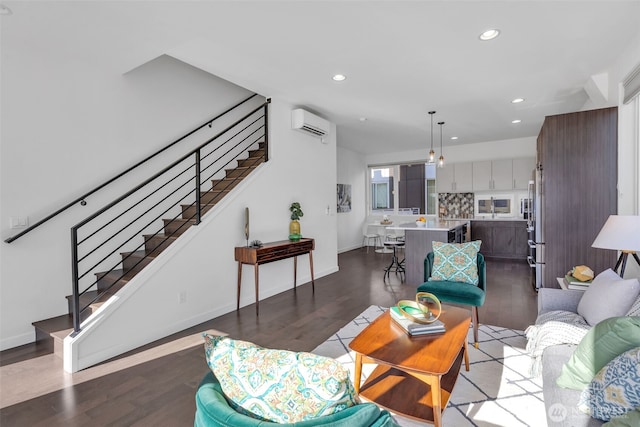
left=244, top=207, right=250, bottom=247
left=397, top=292, right=442, bottom=324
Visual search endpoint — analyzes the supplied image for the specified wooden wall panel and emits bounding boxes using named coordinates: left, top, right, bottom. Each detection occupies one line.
left=539, top=107, right=617, bottom=287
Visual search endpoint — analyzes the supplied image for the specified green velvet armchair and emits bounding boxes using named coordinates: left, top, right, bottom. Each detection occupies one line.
left=417, top=252, right=486, bottom=348
left=194, top=371, right=399, bottom=427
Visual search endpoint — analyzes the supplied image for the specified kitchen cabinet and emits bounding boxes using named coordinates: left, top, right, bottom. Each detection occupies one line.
left=470, top=220, right=493, bottom=255
left=436, top=162, right=472, bottom=193
left=471, top=161, right=492, bottom=191
left=471, top=157, right=535, bottom=191
left=472, top=159, right=513, bottom=191
left=537, top=107, right=617, bottom=287
left=438, top=156, right=536, bottom=194
left=470, top=220, right=528, bottom=260
left=399, top=164, right=425, bottom=212
left=491, top=159, right=513, bottom=190
left=436, top=164, right=455, bottom=193
left=512, top=157, right=536, bottom=189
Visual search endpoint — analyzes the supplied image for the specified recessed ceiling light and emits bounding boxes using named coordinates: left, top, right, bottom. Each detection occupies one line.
left=511, top=98, right=525, bottom=104
left=359, top=117, right=367, bottom=122
left=450, top=136, right=458, bottom=140
left=332, top=74, right=346, bottom=82
left=0, top=4, right=12, bottom=15
left=479, top=29, right=500, bottom=41
left=512, top=119, right=522, bottom=124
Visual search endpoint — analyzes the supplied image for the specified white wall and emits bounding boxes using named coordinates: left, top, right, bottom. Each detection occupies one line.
left=0, top=50, right=257, bottom=349
left=365, top=136, right=536, bottom=166
left=0, top=43, right=338, bottom=351
left=608, top=31, right=640, bottom=278
left=65, top=99, right=338, bottom=371
left=336, top=145, right=367, bottom=253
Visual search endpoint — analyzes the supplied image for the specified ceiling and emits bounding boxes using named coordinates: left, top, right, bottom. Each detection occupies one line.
left=4, top=1, right=640, bottom=155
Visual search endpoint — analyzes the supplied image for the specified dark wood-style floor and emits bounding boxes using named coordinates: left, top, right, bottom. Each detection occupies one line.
left=0, top=248, right=538, bottom=426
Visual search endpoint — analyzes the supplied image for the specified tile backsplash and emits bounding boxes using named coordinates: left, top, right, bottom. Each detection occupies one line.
left=438, top=193, right=474, bottom=218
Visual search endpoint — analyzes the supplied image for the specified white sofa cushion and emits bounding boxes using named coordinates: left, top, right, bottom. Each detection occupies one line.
left=577, top=269, right=640, bottom=326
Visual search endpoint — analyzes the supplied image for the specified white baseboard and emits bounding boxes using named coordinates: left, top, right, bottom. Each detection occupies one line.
left=338, top=244, right=364, bottom=254
left=0, top=331, right=34, bottom=351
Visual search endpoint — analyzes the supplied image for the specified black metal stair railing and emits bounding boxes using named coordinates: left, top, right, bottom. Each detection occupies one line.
left=4, top=93, right=261, bottom=244
left=4, top=93, right=269, bottom=335
left=69, top=99, right=270, bottom=334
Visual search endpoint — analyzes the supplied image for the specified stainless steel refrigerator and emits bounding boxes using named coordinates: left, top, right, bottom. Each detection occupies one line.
left=526, top=166, right=544, bottom=290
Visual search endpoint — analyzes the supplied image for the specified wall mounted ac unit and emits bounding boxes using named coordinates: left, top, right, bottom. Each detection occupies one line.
left=291, top=108, right=330, bottom=141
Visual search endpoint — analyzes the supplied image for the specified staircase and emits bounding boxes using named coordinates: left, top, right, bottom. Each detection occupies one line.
left=32, top=142, right=266, bottom=357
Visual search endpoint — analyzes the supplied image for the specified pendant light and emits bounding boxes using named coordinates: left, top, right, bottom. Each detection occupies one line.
left=428, top=111, right=436, bottom=163
left=438, top=121, right=445, bottom=168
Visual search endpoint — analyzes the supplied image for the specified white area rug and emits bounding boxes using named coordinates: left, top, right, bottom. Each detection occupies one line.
left=313, top=305, right=546, bottom=427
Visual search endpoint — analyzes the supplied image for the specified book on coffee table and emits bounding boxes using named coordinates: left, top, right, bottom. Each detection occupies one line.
left=563, top=274, right=591, bottom=290
left=389, top=306, right=445, bottom=336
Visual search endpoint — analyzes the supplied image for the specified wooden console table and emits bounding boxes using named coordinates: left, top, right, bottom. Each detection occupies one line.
left=235, top=238, right=315, bottom=315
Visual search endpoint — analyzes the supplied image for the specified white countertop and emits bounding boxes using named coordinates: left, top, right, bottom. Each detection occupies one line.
left=468, top=217, right=526, bottom=222
left=438, top=216, right=525, bottom=222
left=387, top=220, right=469, bottom=231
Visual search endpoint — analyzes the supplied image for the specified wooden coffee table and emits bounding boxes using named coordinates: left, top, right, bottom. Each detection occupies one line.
left=349, top=305, right=471, bottom=427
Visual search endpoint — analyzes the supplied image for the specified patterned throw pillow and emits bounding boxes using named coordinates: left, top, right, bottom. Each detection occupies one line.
left=626, top=294, right=640, bottom=316
left=203, top=334, right=358, bottom=423
left=430, top=240, right=482, bottom=285
left=578, top=347, right=640, bottom=421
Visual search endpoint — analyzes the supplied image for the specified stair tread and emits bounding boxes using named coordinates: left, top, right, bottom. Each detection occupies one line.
left=95, top=268, right=138, bottom=282
left=163, top=218, right=196, bottom=224
left=143, top=233, right=179, bottom=240
left=181, top=201, right=218, bottom=208
left=120, top=249, right=159, bottom=259
left=201, top=187, right=234, bottom=193
left=67, top=288, right=106, bottom=301
left=33, top=314, right=74, bottom=333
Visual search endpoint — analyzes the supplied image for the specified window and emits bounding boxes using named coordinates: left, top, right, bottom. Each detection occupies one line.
left=370, top=167, right=394, bottom=211
left=369, top=163, right=437, bottom=215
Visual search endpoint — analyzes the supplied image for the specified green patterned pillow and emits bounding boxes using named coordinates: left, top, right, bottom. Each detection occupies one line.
left=578, top=347, right=640, bottom=421
left=203, top=334, right=358, bottom=423
left=430, top=240, right=482, bottom=285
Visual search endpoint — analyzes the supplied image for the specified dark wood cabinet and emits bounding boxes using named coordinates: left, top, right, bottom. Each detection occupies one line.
left=399, top=164, right=425, bottom=212
left=514, top=226, right=529, bottom=259
left=537, top=107, right=617, bottom=287
left=470, top=221, right=493, bottom=255
left=470, top=220, right=528, bottom=260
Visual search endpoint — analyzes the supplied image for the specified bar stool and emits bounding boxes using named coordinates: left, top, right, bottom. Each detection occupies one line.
left=383, top=240, right=405, bottom=282
left=362, top=224, right=382, bottom=253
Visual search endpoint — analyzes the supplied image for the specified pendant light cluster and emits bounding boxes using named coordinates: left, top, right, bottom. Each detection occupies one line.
left=427, top=111, right=445, bottom=168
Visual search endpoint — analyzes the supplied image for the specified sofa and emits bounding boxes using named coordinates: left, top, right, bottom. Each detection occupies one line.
left=530, top=270, right=640, bottom=427
left=536, top=288, right=604, bottom=427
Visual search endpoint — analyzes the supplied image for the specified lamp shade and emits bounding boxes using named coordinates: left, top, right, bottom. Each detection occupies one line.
left=592, top=215, right=640, bottom=252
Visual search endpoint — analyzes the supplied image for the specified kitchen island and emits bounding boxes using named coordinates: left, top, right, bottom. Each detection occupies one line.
left=387, top=220, right=470, bottom=286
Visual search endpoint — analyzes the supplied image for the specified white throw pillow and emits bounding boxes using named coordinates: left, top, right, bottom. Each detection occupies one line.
left=577, top=268, right=640, bottom=326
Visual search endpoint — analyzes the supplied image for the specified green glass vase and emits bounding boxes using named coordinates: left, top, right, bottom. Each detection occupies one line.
left=289, top=220, right=301, bottom=241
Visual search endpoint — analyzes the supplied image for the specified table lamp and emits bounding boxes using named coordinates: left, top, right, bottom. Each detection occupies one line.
left=592, top=215, right=640, bottom=276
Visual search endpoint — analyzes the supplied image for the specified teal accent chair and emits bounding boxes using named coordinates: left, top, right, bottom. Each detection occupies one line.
left=195, top=371, right=399, bottom=427
left=417, top=252, right=486, bottom=348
